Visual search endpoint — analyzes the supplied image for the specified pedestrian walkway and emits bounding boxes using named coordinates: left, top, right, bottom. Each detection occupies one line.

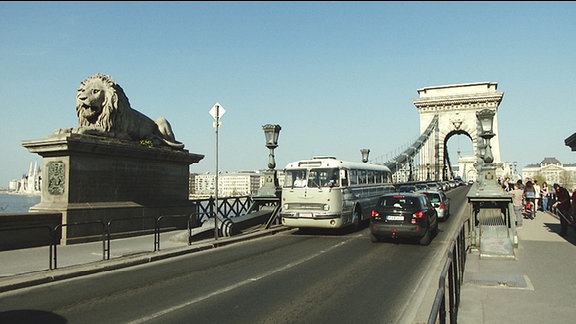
left=0, top=225, right=290, bottom=293
left=458, top=210, right=576, bottom=324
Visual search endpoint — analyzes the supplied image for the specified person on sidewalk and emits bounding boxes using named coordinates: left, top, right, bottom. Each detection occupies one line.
left=523, top=180, right=536, bottom=219
left=533, top=180, right=541, bottom=211
left=510, top=183, right=524, bottom=227
left=552, top=183, right=571, bottom=236
left=541, top=181, right=551, bottom=212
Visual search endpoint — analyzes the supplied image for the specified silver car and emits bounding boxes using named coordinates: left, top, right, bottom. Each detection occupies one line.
left=423, top=190, right=450, bottom=221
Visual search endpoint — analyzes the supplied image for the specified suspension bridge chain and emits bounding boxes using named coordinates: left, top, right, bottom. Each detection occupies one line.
left=372, top=115, right=439, bottom=176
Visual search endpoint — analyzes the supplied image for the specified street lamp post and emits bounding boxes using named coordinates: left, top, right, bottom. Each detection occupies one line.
left=476, top=109, right=500, bottom=191
left=257, top=124, right=282, bottom=197
left=476, top=109, right=495, bottom=164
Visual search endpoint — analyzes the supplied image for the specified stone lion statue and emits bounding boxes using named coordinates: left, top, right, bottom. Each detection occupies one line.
left=60, top=73, right=185, bottom=150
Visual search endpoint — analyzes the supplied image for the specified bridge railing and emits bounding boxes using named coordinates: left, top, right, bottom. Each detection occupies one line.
left=0, top=196, right=254, bottom=270
left=427, top=216, right=471, bottom=323
left=194, top=195, right=253, bottom=222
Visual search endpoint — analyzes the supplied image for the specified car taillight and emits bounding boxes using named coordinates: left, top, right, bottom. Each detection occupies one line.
left=412, top=210, right=425, bottom=218
left=439, top=202, right=445, bottom=209
left=371, top=210, right=379, bottom=218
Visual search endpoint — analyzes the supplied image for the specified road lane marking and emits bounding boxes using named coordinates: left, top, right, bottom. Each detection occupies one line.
left=127, top=238, right=353, bottom=323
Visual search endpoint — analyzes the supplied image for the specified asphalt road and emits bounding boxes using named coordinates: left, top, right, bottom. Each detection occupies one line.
left=0, top=186, right=471, bottom=324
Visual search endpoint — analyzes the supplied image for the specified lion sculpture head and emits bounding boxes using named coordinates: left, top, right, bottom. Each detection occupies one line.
left=74, top=73, right=184, bottom=150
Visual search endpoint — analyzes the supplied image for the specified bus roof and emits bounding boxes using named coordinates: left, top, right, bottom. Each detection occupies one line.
left=284, top=157, right=391, bottom=172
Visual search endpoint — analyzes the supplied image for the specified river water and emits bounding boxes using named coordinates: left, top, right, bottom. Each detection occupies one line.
left=0, top=193, right=41, bottom=213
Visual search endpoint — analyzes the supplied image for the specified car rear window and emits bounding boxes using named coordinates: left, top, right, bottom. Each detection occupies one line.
left=378, top=196, right=419, bottom=209
left=426, top=193, right=441, bottom=203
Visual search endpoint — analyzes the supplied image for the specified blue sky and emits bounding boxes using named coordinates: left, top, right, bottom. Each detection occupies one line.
left=1, top=1, right=576, bottom=188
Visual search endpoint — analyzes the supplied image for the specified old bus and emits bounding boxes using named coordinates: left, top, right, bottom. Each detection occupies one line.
left=280, top=156, right=394, bottom=230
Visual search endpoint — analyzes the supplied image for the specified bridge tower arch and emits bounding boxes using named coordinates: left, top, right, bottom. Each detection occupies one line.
left=412, top=82, right=504, bottom=181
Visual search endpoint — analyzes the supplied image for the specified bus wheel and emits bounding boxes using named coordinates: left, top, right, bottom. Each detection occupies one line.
left=351, top=208, right=361, bottom=231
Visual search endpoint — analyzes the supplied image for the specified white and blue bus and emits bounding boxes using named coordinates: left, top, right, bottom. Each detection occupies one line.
left=280, top=156, right=394, bottom=230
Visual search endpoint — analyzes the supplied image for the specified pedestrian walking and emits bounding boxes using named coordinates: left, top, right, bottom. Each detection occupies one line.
left=541, top=181, right=550, bottom=212
left=523, top=180, right=536, bottom=219
left=533, top=180, right=541, bottom=211
left=552, top=183, right=571, bottom=236
left=516, top=179, right=525, bottom=190
left=502, top=177, right=511, bottom=192
left=510, top=183, right=524, bottom=227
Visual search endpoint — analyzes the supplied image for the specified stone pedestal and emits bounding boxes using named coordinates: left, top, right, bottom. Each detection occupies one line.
left=22, top=133, right=204, bottom=244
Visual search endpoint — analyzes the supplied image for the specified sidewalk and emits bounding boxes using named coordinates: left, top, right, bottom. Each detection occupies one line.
left=0, top=225, right=291, bottom=293
left=458, top=210, right=576, bottom=323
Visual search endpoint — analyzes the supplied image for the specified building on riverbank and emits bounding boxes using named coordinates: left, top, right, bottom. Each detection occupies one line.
left=521, top=157, right=576, bottom=190
left=8, top=162, right=41, bottom=195
left=190, top=170, right=285, bottom=198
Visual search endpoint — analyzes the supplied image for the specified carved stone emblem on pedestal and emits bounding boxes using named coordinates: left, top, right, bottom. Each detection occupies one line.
left=47, top=161, right=65, bottom=195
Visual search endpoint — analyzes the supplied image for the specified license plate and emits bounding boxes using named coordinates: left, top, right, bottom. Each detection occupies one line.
left=298, top=212, right=312, bottom=218
left=386, top=215, right=404, bottom=221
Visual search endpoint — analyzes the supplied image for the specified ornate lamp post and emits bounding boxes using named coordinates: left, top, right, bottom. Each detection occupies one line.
left=476, top=109, right=495, bottom=164
left=263, top=124, right=281, bottom=169
left=224, top=124, right=282, bottom=235
left=468, top=110, right=516, bottom=255
left=476, top=109, right=500, bottom=190
left=257, top=124, right=282, bottom=197
left=360, top=148, right=370, bottom=163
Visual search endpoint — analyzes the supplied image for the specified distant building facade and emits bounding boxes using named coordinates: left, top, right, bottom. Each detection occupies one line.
left=521, top=157, right=576, bottom=190
left=190, top=170, right=285, bottom=198
left=190, top=171, right=262, bottom=198
left=8, top=161, right=41, bottom=194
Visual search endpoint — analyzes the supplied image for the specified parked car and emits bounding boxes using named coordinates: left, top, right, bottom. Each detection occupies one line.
left=431, top=182, right=444, bottom=191
left=423, top=190, right=450, bottom=221
left=370, top=192, right=439, bottom=245
left=397, top=184, right=417, bottom=193
left=415, top=183, right=429, bottom=192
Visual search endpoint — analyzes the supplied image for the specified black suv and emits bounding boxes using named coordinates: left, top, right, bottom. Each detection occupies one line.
left=370, top=192, right=439, bottom=245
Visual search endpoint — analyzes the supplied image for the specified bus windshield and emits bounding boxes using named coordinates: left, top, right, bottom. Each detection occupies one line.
left=284, top=168, right=340, bottom=188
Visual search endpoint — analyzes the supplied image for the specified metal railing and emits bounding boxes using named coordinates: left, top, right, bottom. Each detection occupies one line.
left=52, top=221, right=107, bottom=270
left=195, top=195, right=253, bottom=220
left=154, top=214, right=199, bottom=251
left=427, top=217, right=471, bottom=324
left=1, top=196, right=255, bottom=270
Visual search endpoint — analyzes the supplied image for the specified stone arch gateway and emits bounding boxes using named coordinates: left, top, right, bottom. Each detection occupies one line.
left=412, top=82, right=504, bottom=181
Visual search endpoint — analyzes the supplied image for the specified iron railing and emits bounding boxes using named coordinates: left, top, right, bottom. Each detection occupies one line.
left=427, top=217, right=471, bottom=323
left=1, top=196, right=253, bottom=270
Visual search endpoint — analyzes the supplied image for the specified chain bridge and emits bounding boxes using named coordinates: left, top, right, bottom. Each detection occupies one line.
left=374, top=82, right=505, bottom=183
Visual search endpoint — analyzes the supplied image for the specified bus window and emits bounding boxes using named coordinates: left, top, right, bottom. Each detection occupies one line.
left=326, top=168, right=340, bottom=187
left=284, top=169, right=307, bottom=188
left=367, top=170, right=375, bottom=184
left=308, top=168, right=339, bottom=187
left=359, top=170, right=367, bottom=184
left=349, top=169, right=358, bottom=185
